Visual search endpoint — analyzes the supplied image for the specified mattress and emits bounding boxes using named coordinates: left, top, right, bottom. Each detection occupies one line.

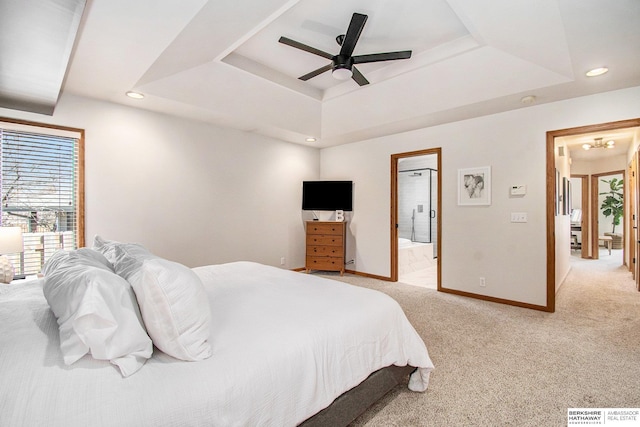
left=0, top=261, right=433, bottom=426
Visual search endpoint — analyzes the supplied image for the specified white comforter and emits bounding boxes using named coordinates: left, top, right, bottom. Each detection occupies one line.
left=0, top=261, right=433, bottom=427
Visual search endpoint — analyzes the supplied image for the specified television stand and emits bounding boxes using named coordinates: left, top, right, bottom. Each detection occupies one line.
left=305, top=221, right=346, bottom=275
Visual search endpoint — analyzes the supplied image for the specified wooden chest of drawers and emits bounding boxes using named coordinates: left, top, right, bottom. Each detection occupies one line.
left=305, top=221, right=346, bottom=275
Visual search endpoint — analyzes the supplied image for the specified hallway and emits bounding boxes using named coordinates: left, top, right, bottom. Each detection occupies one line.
left=561, top=247, right=637, bottom=313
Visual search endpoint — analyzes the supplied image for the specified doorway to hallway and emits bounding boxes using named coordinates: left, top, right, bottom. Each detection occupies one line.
left=547, top=117, right=640, bottom=312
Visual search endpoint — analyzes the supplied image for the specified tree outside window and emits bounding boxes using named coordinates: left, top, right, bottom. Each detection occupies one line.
left=0, top=121, right=84, bottom=275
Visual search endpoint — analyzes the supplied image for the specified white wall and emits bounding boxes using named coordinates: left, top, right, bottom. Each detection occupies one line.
left=320, top=86, right=640, bottom=307
left=570, top=154, right=626, bottom=176
left=0, top=94, right=320, bottom=269
left=626, top=129, right=640, bottom=161
left=555, top=142, right=572, bottom=291
left=570, top=177, right=582, bottom=213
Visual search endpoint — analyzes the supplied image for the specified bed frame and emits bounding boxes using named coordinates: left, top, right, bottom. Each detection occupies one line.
left=299, top=365, right=416, bottom=427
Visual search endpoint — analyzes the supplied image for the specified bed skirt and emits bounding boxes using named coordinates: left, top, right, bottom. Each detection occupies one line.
left=299, top=365, right=416, bottom=427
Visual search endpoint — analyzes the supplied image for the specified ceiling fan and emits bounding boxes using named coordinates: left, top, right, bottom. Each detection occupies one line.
left=278, top=12, right=412, bottom=86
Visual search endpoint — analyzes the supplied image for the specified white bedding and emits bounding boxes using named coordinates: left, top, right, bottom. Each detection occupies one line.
left=0, top=261, right=433, bottom=427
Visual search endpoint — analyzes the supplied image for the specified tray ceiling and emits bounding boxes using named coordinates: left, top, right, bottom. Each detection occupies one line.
left=2, top=0, right=640, bottom=147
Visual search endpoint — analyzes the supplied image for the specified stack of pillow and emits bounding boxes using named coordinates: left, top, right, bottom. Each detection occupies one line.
left=42, top=236, right=212, bottom=377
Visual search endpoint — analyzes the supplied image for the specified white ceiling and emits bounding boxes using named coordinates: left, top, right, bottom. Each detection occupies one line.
left=560, top=127, right=638, bottom=161
left=0, top=0, right=85, bottom=114
left=5, top=0, right=640, bottom=148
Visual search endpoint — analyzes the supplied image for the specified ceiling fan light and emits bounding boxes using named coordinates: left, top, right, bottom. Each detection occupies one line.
left=582, top=143, right=592, bottom=150
left=606, top=140, right=615, bottom=147
left=332, top=67, right=353, bottom=80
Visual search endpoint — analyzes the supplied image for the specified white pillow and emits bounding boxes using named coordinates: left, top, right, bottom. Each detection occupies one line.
left=42, top=249, right=153, bottom=377
left=41, top=248, right=71, bottom=276
left=94, top=236, right=212, bottom=361
left=92, top=235, right=120, bottom=264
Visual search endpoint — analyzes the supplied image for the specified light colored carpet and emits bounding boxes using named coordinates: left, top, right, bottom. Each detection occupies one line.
left=318, top=249, right=640, bottom=426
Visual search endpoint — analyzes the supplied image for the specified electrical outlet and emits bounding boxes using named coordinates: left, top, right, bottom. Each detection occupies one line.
left=479, top=277, right=486, bottom=287
left=280, top=257, right=285, bottom=266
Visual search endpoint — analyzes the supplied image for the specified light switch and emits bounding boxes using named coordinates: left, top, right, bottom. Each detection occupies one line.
left=511, top=212, right=528, bottom=223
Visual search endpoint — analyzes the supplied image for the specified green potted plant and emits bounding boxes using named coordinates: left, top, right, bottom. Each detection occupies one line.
left=599, top=177, right=623, bottom=249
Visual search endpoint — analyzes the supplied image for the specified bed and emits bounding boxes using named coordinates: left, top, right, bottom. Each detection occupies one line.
left=0, top=251, right=434, bottom=426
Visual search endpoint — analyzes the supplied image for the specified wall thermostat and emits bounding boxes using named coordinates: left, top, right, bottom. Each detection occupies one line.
left=510, top=185, right=526, bottom=196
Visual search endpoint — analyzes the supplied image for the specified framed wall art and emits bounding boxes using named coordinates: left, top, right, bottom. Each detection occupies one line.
left=458, top=166, right=491, bottom=206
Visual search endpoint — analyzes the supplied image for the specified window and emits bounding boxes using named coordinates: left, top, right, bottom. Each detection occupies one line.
left=0, top=119, right=84, bottom=275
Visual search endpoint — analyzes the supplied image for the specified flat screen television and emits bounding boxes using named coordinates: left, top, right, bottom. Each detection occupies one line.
left=302, top=181, right=353, bottom=211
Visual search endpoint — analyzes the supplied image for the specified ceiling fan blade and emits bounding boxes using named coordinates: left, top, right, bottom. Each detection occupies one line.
left=353, top=50, right=412, bottom=64
left=351, top=66, right=369, bottom=86
left=279, top=36, right=333, bottom=59
left=299, top=64, right=332, bottom=81
left=339, top=13, right=367, bottom=57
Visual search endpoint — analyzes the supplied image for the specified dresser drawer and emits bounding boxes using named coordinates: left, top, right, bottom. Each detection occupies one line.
left=306, top=256, right=343, bottom=271
left=306, top=234, right=343, bottom=246
left=307, top=222, right=343, bottom=235
left=306, top=245, right=343, bottom=257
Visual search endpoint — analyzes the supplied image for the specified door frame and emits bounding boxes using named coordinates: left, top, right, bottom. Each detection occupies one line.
left=390, top=148, right=442, bottom=287
left=591, top=170, right=625, bottom=261
left=628, top=153, right=637, bottom=280
left=570, top=174, right=589, bottom=258
left=547, top=118, right=640, bottom=312
left=635, top=146, right=640, bottom=290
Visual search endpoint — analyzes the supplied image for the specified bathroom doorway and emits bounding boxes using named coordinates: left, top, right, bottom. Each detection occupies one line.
left=391, top=148, right=441, bottom=289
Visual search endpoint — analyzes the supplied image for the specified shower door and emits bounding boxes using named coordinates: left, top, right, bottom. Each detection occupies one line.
left=397, top=166, right=438, bottom=256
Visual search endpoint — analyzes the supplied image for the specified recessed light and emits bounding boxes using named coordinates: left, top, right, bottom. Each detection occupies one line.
left=126, top=91, right=145, bottom=99
left=586, top=67, right=608, bottom=77
left=520, top=95, right=536, bottom=104
left=305, top=137, right=316, bottom=142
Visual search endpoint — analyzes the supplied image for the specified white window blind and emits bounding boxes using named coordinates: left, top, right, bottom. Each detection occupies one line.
left=1, top=126, right=81, bottom=275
